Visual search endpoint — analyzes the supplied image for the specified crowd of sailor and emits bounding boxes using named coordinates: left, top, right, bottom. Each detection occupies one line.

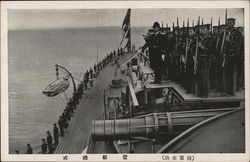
left=23, top=48, right=125, bottom=154
left=141, top=18, right=244, bottom=98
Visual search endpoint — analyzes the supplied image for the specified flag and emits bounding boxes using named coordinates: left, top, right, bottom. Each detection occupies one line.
left=120, top=9, right=131, bottom=51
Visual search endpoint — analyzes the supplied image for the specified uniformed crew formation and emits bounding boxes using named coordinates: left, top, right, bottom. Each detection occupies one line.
left=141, top=17, right=244, bottom=98
left=24, top=48, right=125, bottom=154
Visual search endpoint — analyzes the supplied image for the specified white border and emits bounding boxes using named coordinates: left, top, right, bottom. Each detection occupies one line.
left=1, top=1, right=249, bottom=162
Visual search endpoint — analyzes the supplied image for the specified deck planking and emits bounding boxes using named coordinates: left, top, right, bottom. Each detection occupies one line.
left=54, top=53, right=133, bottom=154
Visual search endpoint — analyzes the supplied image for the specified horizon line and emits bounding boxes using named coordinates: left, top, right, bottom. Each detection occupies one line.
left=8, top=26, right=149, bottom=31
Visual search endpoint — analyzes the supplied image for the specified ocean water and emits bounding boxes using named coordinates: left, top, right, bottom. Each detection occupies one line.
left=8, top=26, right=147, bottom=153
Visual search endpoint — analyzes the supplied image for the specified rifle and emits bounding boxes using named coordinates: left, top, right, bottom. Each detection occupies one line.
left=208, top=17, right=213, bottom=74
left=215, top=17, right=220, bottom=52
left=171, top=22, right=175, bottom=65
left=184, top=37, right=189, bottom=72
left=193, top=16, right=200, bottom=75
left=175, top=19, right=179, bottom=59
left=177, top=17, right=180, bottom=37
left=184, top=18, right=189, bottom=72
left=221, top=9, right=227, bottom=68
left=193, top=37, right=199, bottom=75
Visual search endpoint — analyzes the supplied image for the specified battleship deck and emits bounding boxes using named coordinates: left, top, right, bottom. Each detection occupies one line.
left=54, top=52, right=244, bottom=154
left=54, top=53, right=135, bottom=154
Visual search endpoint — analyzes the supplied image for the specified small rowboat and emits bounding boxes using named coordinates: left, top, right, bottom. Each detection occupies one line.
left=42, top=75, right=70, bottom=97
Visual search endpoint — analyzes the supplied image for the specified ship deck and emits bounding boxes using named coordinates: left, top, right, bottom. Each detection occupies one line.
left=54, top=52, right=244, bottom=154
left=54, top=53, right=135, bottom=154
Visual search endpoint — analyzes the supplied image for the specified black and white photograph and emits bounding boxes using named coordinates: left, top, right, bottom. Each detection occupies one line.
left=1, top=1, right=249, bottom=161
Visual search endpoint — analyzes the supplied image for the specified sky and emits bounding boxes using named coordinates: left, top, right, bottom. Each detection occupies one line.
left=8, top=8, right=244, bottom=30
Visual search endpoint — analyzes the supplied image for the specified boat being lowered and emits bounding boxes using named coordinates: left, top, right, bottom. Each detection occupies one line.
left=42, top=75, right=70, bottom=97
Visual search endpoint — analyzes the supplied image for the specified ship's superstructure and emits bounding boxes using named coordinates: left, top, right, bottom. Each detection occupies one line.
left=87, top=50, right=244, bottom=153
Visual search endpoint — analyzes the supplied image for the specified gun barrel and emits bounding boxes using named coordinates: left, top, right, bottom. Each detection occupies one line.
left=91, top=109, right=233, bottom=140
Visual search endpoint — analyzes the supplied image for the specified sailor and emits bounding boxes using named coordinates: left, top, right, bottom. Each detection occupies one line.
left=108, top=53, right=111, bottom=63
left=104, top=57, right=107, bottom=66
left=74, top=91, right=79, bottom=105
left=68, top=102, right=73, bottom=114
left=142, top=29, right=154, bottom=68
left=101, top=59, right=103, bottom=69
left=85, top=70, right=89, bottom=82
left=67, top=104, right=72, bottom=114
left=113, top=50, right=116, bottom=59
left=63, top=109, right=71, bottom=121
left=106, top=54, right=109, bottom=64
left=236, top=26, right=244, bottom=89
left=172, top=26, right=181, bottom=82
left=98, top=62, right=100, bottom=71
left=184, top=27, right=196, bottom=93
left=46, top=131, right=53, bottom=154
left=102, top=58, right=105, bottom=68
left=110, top=52, right=112, bottom=61
left=178, top=27, right=186, bottom=85
left=78, top=82, right=83, bottom=98
left=119, top=48, right=122, bottom=55
left=70, top=97, right=76, bottom=109
left=53, top=123, right=59, bottom=146
left=111, top=52, right=113, bottom=62
left=117, top=48, right=120, bottom=56
left=159, top=27, right=168, bottom=79
left=210, top=26, right=220, bottom=92
left=58, top=116, right=64, bottom=137
left=94, top=63, right=97, bottom=73
left=196, top=24, right=214, bottom=98
left=142, top=22, right=164, bottom=84
left=83, top=73, right=88, bottom=90
left=166, top=31, right=175, bottom=80
left=214, top=24, right=227, bottom=94
left=222, top=18, right=242, bottom=96
left=26, top=144, right=33, bottom=154
left=41, top=138, right=48, bottom=154
left=132, top=44, right=136, bottom=54
left=153, top=22, right=165, bottom=83
left=120, top=47, right=123, bottom=55
left=97, top=62, right=99, bottom=72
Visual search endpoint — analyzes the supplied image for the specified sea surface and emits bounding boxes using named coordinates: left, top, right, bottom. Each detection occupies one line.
left=8, top=26, right=147, bottom=153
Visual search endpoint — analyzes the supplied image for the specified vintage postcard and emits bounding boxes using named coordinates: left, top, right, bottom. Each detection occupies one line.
left=1, top=1, right=249, bottom=161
